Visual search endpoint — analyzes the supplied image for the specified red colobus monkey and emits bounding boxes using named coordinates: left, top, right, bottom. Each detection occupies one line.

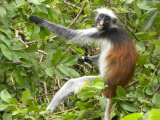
left=29, top=8, right=137, bottom=120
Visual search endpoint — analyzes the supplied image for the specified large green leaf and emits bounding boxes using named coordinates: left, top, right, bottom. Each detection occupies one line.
left=29, top=24, right=40, bottom=41
left=152, top=93, right=160, bottom=107
left=45, top=68, right=53, bottom=77
left=122, top=113, right=143, bottom=120
left=0, top=105, right=8, bottom=111
left=120, top=101, right=138, bottom=112
left=12, top=44, right=26, bottom=50
left=133, top=0, right=140, bottom=17
left=116, top=86, right=126, bottom=98
left=0, top=44, right=12, bottom=61
left=3, top=113, right=12, bottom=120
left=12, top=52, right=20, bottom=62
left=57, top=65, right=80, bottom=77
left=0, top=90, right=11, bottom=103
left=149, top=109, right=160, bottom=120
left=51, top=49, right=62, bottom=65
left=24, top=44, right=38, bottom=53
left=154, top=40, right=160, bottom=49
left=138, top=73, right=148, bottom=86
left=142, top=10, right=158, bottom=31
left=14, top=67, right=24, bottom=86
left=22, top=89, right=31, bottom=105
left=0, top=7, right=6, bottom=18
left=53, top=67, right=64, bottom=78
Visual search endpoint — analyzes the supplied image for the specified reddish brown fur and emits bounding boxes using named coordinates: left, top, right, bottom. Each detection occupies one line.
left=101, top=37, right=137, bottom=98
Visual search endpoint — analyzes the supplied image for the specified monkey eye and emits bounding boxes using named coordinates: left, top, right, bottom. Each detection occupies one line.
left=98, top=14, right=103, bottom=19
left=113, top=20, right=117, bottom=24
left=105, top=16, right=110, bottom=22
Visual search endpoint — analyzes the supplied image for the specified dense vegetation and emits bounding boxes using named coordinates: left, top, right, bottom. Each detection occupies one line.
left=0, top=0, right=160, bottom=120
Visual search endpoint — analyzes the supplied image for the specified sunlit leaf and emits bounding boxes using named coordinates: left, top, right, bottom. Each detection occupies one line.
left=142, top=10, right=158, bottom=31
left=0, top=7, right=6, bottom=18
left=0, top=90, right=11, bottom=103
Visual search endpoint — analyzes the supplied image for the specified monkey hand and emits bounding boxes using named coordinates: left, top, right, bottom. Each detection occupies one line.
left=78, top=56, right=92, bottom=64
left=29, top=16, right=43, bottom=24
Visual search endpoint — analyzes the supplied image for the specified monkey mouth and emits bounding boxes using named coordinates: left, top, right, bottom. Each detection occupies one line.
left=97, top=24, right=103, bottom=30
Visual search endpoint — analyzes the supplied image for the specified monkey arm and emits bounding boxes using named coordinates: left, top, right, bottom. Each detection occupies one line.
left=29, top=16, right=98, bottom=44
left=78, top=54, right=100, bottom=64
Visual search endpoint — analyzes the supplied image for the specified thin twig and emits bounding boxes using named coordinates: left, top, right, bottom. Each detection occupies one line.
left=64, top=1, right=80, bottom=9
left=54, top=107, right=78, bottom=115
left=43, top=81, right=50, bottom=103
left=68, top=3, right=86, bottom=28
left=152, top=84, right=160, bottom=96
left=125, top=79, right=139, bottom=88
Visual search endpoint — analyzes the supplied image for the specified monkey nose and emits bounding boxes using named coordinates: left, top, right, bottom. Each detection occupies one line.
left=99, top=21, right=104, bottom=26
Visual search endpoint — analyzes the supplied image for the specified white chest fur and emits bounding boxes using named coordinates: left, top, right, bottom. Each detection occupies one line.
left=98, top=40, right=112, bottom=78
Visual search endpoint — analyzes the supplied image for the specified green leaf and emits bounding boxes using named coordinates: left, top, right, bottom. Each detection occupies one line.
left=45, top=68, right=53, bottom=77
left=78, top=92, right=97, bottom=101
left=3, top=113, right=12, bottom=120
left=142, top=10, right=158, bottom=31
left=133, top=0, right=140, bottom=17
left=0, top=90, right=11, bottom=103
left=149, top=109, right=160, bottom=120
left=84, top=4, right=91, bottom=16
left=52, top=0, right=57, bottom=6
left=122, top=113, right=143, bottom=120
left=99, top=96, right=107, bottom=111
left=14, top=67, right=24, bottom=86
left=125, top=0, right=134, bottom=4
left=24, top=44, right=38, bottom=53
left=75, top=101, right=84, bottom=109
left=64, top=55, right=77, bottom=66
left=116, top=86, right=126, bottom=98
left=0, top=25, right=12, bottom=38
left=9, top=98, right=18, bottom=105
left=154, top=40, right=160, bottom=49
left=53, top=67, right=64, bottom=78
left=22, top=89, right=31, bottom=105
left=76, top=110, right=85, bottom=120
left=145, top=86, right=154, bottom=95
left=0, top=7, right=6, bottom=18
left=138, top=73, right=148, bottom=86
left=92, top=82, right=106, bottom=89
left=58, top=52, right=70, bottom=64
left=15, top=0, right=25, bottom=6
left=29, top=24, right=40, bottom=41
left=53, top=6, right=61, bottom=13
left=57, top=65, right=70, bottom=76
left=0, top=44, right=12, bottom=61
left=136, top=42, right=146, bottom=53
left=57, top=65, right=80, bottom=77
left=51, top=49, right=62, bottom=65
left=12, top=52, right=20, bottom=62
left=12, top=44, right=26, bottom=50
left=120, top=101, right=138, bottom=112
left=0, top=35, right=11, bottom=48
left=25, top=115, right=36, bottom=120
left=0, top=105, right=8, bottom=111
left=152, top=93, right=160, bottom=107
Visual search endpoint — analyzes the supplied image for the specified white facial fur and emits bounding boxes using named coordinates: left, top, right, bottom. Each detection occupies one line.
left=95, top=7, right=118, bottom=29
left=94, top=7, right=118, bottom=19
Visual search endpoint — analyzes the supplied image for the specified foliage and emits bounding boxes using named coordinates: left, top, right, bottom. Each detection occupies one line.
left=0, top=0, right=160, bottom=119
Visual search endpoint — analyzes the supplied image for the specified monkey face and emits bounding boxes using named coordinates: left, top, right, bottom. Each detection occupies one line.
left=96, top=13, right=117, bottom=30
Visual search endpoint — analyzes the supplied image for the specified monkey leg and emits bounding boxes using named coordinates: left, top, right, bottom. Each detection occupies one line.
left=47, top=76, right=100, bottom=113
left=104, top=97, right=112, bottom=120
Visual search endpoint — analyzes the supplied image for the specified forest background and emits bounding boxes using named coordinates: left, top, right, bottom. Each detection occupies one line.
left=0, top=0, right=160, bottom=120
